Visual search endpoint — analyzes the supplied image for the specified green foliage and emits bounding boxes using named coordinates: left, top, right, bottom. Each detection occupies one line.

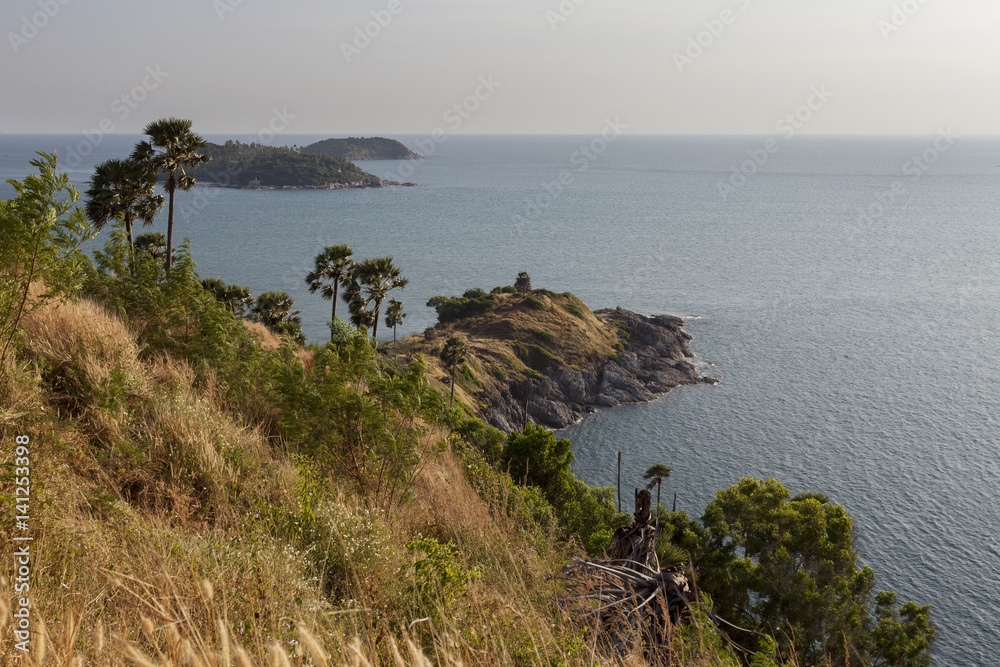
left=201, top=277, right=253, bottom=318
left=516, top=343, right=552, bottom=372
left=563, top=302, right=587, bottom=319
left=490, top=285, right=517, bottom=294
left=426, top=290, right=496, bottom=324
left=530, top=328, right=555, bottom=344
left=0, top=152, right=96, bottom=366
left=501, top=425, right=629, bottom=556
left=305, top=244, right=353, bottom=336
left=85, top=228, right=271, bottom=421
left=191, top=140, right=374, bottom=187
left=132, top=117, right=210, bottom=271
left=451, top=417, right=505, bottom=464
left=302, top=136, right=419, bottom=161
left=270, top=332, right=445, bottom=509
left=344, top=256, right=407, bottom=339
left=870, top=591, right=935, bottom=667
left=250, top=291, right=304, bottom=343
left=523, top=296, right=547, bottom=311
left=84, top=157, right=163, bottom=251
left=134, top=232, right=169, bottom=263
left=406, top=537, right=480, bottom=612
left=689, top=477, right=934, bottom=666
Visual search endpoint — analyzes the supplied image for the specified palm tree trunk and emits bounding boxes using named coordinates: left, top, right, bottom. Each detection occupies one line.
left=332, top=277, right=339, bottom=321
left=165, top=176, right=176, bottom=271
left=371, top=302, right=381, bottom=340
left=393, top=325, right=398, bottom=366
left=124, top=211, right=135, bottom=252
left=656, top=481, right=662, bottom=511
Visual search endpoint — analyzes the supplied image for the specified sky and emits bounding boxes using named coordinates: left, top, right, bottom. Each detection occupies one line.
left=1, top=0, right=998, bottom=135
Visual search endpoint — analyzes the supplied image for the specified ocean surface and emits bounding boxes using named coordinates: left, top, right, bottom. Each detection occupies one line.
left=2, top=132, right=998, bottom=664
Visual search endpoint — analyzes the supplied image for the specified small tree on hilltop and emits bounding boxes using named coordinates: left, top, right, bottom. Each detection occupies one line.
left=440, top=335, right=467, bottom=408
left=515, top=271, right=532, bottom=294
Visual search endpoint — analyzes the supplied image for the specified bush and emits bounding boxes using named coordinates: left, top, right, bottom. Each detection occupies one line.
left=523, top=296, right=547, bottom=311
left=427, top=292, right=496, bottom=323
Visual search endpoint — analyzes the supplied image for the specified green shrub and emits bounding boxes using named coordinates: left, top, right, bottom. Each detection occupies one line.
left=531, top=328, right=555, bottom=344
left=426, top=292, right=496, bottom=323
left=523, top=296, right=547, bottom=311
left=516, top=344, right=552, bottom=372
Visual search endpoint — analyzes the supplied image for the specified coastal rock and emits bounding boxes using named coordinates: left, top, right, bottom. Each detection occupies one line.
left=478, top=308, right=705, bottom=432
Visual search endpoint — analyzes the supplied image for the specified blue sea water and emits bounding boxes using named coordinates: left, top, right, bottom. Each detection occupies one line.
left=2, top=132, right=999, bottom=664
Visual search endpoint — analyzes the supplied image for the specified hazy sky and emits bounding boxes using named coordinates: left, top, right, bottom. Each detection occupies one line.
left=2, top=0, right=998, bottom=135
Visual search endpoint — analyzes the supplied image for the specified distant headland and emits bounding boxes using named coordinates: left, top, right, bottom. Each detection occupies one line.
left=301, top=136, right=422, bottom=161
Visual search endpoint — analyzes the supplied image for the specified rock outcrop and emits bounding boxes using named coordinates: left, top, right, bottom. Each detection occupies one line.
left=479, top=308, right=707, bottom=432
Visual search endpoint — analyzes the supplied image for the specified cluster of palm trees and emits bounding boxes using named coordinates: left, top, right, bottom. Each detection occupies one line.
left=305, top=245, right=408, bottom=351
left=84, top=118, right=209, bottom=271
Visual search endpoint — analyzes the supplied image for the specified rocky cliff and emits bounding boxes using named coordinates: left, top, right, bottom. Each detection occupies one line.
left=479, top=308, right=707, bottom=431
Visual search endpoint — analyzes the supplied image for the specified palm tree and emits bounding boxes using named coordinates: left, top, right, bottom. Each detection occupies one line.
left=250, top=291, right=300, bottom=330
left=305, top=244, right=353, bottom=340
left=384, top=297, right=406, bottom=364
left=643, top=463, right=672, bottom=512
left=440, top=336, right=467, bottom=408
left=84, top=158, right=164, bottom=253
left=344, top=256, right=408, bottom=341
left=131, top=118, right=210, bottom=271
left=134, top=232, right=168, bottom=263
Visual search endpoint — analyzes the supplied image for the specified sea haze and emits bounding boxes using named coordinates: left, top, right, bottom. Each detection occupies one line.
left=2, top=133, right=998, bottom=664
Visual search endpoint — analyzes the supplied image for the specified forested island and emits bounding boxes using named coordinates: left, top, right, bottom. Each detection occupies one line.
left=302, top=136, right=421, bottom=160
left=189, top=140, right=414, bottom=188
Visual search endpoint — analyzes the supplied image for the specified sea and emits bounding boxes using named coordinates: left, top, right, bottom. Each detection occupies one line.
left=2, top=132, right=998, bottom=665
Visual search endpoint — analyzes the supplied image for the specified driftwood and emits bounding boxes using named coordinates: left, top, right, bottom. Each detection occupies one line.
left=562, top=488, right=696, bottom=654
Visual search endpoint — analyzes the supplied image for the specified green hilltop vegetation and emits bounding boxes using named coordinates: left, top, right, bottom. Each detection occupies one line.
left=302, top=136, right=422, bottom=160
left=0, top=146, right=936, bottom=666
left=191, top=140, right=379, bottom=188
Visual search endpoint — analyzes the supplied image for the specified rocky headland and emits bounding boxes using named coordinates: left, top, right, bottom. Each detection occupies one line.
left=480, top=308, right=710, bottom=431
left=401, top=286, right=715, bottom=433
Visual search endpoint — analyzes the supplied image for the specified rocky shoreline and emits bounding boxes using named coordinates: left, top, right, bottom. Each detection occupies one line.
left=201, top=178, right=417, bottom=190
left=478, top=307, right=716, bottom=432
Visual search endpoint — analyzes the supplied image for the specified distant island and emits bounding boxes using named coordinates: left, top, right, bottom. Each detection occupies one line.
left=189, top=140, right=417, bottom=189
left=302, top=136, right=421, bottom=160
